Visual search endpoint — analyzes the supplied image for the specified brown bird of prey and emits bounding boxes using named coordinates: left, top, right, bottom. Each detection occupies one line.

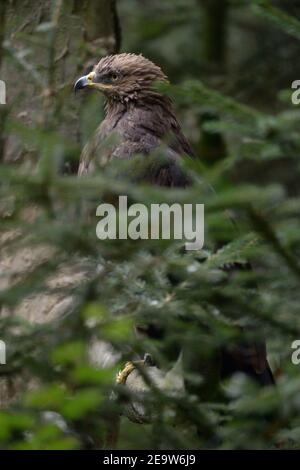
left=74, top=53, right=274, bottom=387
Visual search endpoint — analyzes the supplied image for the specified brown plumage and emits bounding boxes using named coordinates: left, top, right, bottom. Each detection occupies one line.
left=74, top=53, right=274, bottom=386
left=75, top=53, right=192, bottom=185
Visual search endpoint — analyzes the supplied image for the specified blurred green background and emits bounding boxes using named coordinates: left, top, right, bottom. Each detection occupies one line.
left=1, top=0, right=300, bottom=450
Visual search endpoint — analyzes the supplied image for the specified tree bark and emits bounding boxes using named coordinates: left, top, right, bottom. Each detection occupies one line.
left=0, top=0, right=122, bottom=413
left=74, top=0, right=121, bottom=55
left=1, top=0, right=121, bottom=163
left=0, top=0, right=7, bottom=161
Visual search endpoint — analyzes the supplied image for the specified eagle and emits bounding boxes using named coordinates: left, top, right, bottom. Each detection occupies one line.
left=74, top=53, right=192, bottom=185
left=74, top=53, right=274, bottom=388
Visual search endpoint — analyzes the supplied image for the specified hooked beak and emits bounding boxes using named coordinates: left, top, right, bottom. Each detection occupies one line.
left=74, top=71, right=96, bottom=93
left=74, top=71, right=114, bottom=93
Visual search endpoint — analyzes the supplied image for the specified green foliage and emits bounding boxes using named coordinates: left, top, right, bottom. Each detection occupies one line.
left=1, top=0, right=300, bottom=451
left=251, top=0, right=300, bottom=40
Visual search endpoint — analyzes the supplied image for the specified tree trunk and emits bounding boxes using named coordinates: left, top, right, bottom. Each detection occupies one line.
left=200, top=0, right=228, bottom=68
left=1, top=0, right=121, bottom=163
left=0, top=0, right=121, bottom=412
left=0, top=0, right=7, bottom=161
left=196, top=0, right=228, bottom=164
left=74, top=0, right=121, bottom=55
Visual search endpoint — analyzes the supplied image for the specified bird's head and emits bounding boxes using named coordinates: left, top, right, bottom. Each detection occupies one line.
left=74, top=53, right=168, bottom=103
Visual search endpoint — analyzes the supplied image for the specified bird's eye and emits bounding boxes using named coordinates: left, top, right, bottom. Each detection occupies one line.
left=111, top=73, right=118, bottom=81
